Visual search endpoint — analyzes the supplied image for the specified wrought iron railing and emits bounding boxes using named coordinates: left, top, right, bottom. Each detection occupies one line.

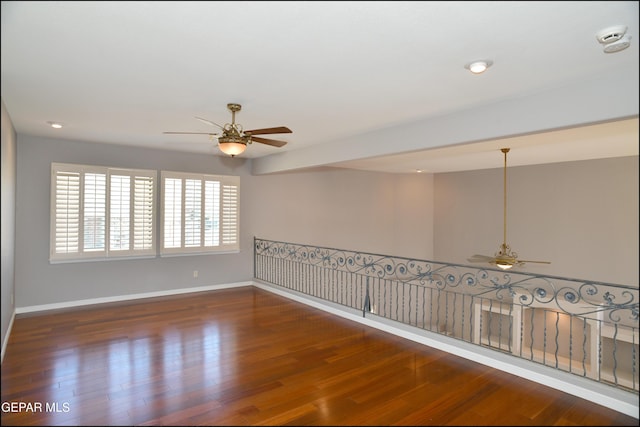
left=254, top=237, right=639, bottom=394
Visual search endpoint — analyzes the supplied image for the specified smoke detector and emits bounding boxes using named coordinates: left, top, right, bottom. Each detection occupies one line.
left=596, top=25, right=631, bottom=53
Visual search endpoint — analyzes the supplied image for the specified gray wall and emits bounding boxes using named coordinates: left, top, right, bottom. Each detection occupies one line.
left=245, top=167, right=434, bottom=259
left=14, top=135, right=435, bottom=309
left=434, top=156, right=639, bottom=286
left=1, top=99, right=17, bottom=359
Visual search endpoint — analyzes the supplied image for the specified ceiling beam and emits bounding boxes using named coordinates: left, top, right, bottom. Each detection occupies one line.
left=252, top=67, right=638, bottom=175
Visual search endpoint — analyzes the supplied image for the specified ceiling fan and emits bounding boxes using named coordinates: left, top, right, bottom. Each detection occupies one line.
left=467, top=148, right=551, bottom=270
left=163, top=103, right=292, bottom=157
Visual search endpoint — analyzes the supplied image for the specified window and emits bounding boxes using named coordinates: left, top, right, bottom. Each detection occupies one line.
left=160, top=171, right=239, bottom=255
left=50, top=163, right=156, bottom=262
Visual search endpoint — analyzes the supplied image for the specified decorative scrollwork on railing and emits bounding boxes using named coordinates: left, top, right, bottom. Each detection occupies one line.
left=255, top=238, right=638, bottom=325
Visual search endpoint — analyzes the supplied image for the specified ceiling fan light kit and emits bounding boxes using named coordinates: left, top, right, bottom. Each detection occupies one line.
left=217, top=135, right=247, bottom=157
left=164, top=102, right=292, bottom=157
left=494, top=243, right=519, bottom=270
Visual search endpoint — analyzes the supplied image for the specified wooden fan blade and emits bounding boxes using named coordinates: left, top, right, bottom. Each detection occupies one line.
left=245, top=126, right=292, bottom=135
left=163, top=131, right=218, bottom=135
left=251, top=136, right=288, bottom=147
left=195, top=116, right=224, bottom=129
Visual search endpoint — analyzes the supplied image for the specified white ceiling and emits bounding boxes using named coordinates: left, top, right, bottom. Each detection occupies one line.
left=1, top=1, right=638, bottom=174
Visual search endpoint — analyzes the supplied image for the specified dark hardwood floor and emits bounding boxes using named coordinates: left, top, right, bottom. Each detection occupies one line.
left=1, top=287, right=637, bottom=426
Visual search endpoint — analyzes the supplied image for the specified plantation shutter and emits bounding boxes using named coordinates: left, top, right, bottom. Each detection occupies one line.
left=110, top=174, right=131, bottom=251
left=109, top=170, right=156, bottom=256
left=83, top=172, right=107, bottom=253
left=161, top=172, right=239, bottom=255
left=133, top=175, right=155, bottom=251
left=163, top=177, right=182, bottom=249
left=184, top=179, right=202, bottom=247
left=50, top=163, right=156, bottom=262
left=221, top=182, right=239, bottom=246
left=204, top=180, right=220, bottom=247
left=53, top=170, right=81, bottom=255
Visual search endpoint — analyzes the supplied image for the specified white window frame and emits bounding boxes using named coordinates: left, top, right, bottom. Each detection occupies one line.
left=160, top=171, right=240, bottom=256
left=50, top=163, right=157, bottom=263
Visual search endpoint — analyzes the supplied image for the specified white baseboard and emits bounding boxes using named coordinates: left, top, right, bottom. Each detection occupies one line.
left=14, top=281, right=252, bottom=315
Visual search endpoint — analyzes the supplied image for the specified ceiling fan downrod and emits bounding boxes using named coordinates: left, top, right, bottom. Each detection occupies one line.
left=227, top=103, right=241, bottom=124
left=494, top=147, right=520, bottom=269
left=502, top=147, right=509, bottom=249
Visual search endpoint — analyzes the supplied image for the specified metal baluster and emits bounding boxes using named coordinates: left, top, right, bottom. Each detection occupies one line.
left=581, top=317, right=587, bottom=377
left=612, top=324, right=619, bottom=386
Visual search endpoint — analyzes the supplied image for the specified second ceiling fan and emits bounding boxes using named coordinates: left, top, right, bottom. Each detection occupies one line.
left=467, top=148, right=551, bottom=270
left=164, top=103, right=292, bottom=157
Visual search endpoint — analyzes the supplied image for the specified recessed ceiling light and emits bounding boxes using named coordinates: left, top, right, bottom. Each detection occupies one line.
left=47, top=121, right=63, bottom=129
left=465, top=60, right=493, bottom=74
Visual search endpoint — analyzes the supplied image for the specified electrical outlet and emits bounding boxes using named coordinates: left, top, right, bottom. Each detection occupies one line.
left=193, top=270, right=198, bottom=278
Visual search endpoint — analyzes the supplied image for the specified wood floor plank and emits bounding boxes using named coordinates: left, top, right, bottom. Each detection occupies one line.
left=1, top=287, right=637, bottom=426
